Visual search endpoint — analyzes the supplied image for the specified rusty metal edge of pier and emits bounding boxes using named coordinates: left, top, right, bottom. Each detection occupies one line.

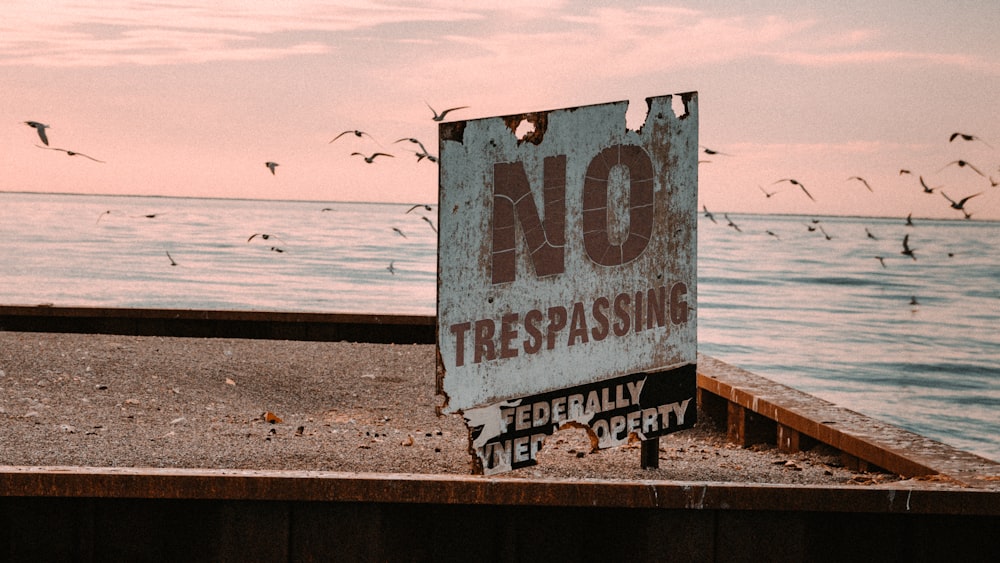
left=1, top=305, right=998, bottom=508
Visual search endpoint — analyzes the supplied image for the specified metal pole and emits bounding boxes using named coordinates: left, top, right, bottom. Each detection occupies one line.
left=641, top=437, right=659, bottom=469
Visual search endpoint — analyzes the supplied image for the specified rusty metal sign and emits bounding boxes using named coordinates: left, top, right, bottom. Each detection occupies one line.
left=436, top=93, right=698, bottom=474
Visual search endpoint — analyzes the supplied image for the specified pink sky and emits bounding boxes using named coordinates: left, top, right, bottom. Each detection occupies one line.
left=3, top=1, right=999, bottom=219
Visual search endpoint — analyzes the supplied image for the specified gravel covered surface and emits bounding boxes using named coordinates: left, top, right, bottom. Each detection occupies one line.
left=0, top=331, right=908, bottom=486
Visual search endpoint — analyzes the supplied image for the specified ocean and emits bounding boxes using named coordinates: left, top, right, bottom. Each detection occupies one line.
left=1, top=191, right=997, bottom=462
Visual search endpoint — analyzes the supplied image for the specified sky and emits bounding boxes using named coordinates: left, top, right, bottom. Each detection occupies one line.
left=3, top=0, right=999, bottom=220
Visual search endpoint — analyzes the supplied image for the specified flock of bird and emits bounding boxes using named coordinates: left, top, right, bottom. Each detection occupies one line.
left=698, top=135, right=997, bottom=305
left=21, top=102, right=465, bottom=271
left=20, top=113, right=996, bottom=290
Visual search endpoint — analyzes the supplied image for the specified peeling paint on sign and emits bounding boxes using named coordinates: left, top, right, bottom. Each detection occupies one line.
left=436, top=93, right=698, bottom=473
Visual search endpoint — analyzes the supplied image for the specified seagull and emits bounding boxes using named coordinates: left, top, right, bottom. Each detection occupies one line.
left=394, top=137, right=429, bottom=154
left=949, top=132, right=993, bottom=149
left=909, top=296, right=919, bottom=306
left=426, top=102, right=468, bottom=122
left=758, top=185, right=779, bottom=198
left=773, top=178, right=815, bottom=201
left=248, top=233, right=285, bottom=243
left=918, top=176, right=938, bottom=194
left=804, top=223, right=817, bottom=232
left=166, top=251, right=177, bottom=266
left=415, top=152, right=438, bottom=163
left=35, top=145, right=104, bottom=163
left=818, top=225, right=832, bottom=240
left=905, top=213, right=914, bottom=227
left=330, top=130, right=377, bottom=144
left=702, top=205, right=717, bottom=224
left=351, top=152, right=393, bottom=163
left=901, top=234, right=916, bottom=260
left=865, top=228, right=877, bottom=240
left=899, top=169, right=912, bottom=176
left=765, top=230, right=780, bottom=240
left=848, top=176, right=873, bottom=192
left=24, top=121, right=50, bottom=145
left=96, top=210, right=111, bottom=224
left=269, top=246, right=284, bottom=253
left=700, top=146, right=733, bottom=156
left=265, top=161, right=279, bottom=175
left=724, top=213, right=741, bottom=232
left=387, top=261, right=396, bottom=275
left=421, top=215, right=437, bottom=233
left=406, top=204, right=432, bottom=214
left=874, top=256, right=886, bottom=268
left=392, top=227, right=407, bottom=238
left=940, top=191, right=982, bottom=211
left=939, top=160, right=985, bottom=177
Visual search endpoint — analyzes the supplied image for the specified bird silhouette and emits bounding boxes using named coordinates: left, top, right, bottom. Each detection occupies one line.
left=265, top=161, right=279, bottom=175
left=865, top=228, right=877, bottom=240
left=918, top=176, right=938, bottom=194
left=899, top=169, right=912, bottom=176
left=773, top=178, right=815, bottom=201
left=394, top=137, right=429, bottom=153
left=248, top=233, right=285, bottom=243
left=422, top=216, right=437, bottom=233
left=874, top=256, right=886, bottom=268
left=901, top=234, right=916, bottom=260
left=702, top=205, right=717, bottom=224
left=406, top=204, right=432, bottom=214
left=352, top=152, right=393, bottom=163
left=909, top=296, right=919, bottom=306
left=24, top=121, right=50, bottom=145
left=392, top=227, right=407, bottom=238
left=758, top=185, right=779, bottom=198
left=905, top=213, right=914, bottom=227
left=387, top=261, right=396, bottom=275
left=330, top=130, right=377, bottom=144
left=940, top=191, right=981, bottom=211
left=35, top=145, right=104, bottom=163
left=939, top=160, right=985, bottom=177
left=847, top=176, right=873, bottom=192
left=818, top=226, right=832, bottom=240
left=700, top=146, right=733, bottom=156
left=724, top=213, right=741, bottom=232
left=949, top=132, right=993, bottom=148
left=426, top=102, right=468, bottom=121
left=166, top=251, right=177, bottom=266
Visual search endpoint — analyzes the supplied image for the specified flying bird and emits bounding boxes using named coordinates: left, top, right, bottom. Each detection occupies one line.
left=96, top=210, right=111, bottom=224
left=773, top=178, right=815, bottom=201
left=24, top=121, right=50, bottom=145
left=426, top=102, right=468, bottom=121
left=248, top=233, right=284, bottom=243
left=724, top=213, right=741, bottom=232
left=421, top=215, right=437, bottom=233
left=387, top=261, right=396, bottom=275
left=352, top=152, right=393, bottom=163
left=901, top=234, right=916, bottom=260
left=918, top=176, right=938, bottom=194
left=949, top=132, right=993, bottom=148
left=874, top=256, right=886, bottom=268
left=865, top=228, right=877, bottom=240
left=847, top=176, right=873, bottom=192
left=702, top=205, right=717, bottom=224
left=940, top=191, right=982, bottom=211
left=939, top=160, right=985, bottom=177
left=818, top=226, right=832, bottom=240
left=700, top=146, right=733, bottom=156
left=392, top=227, right=407, bottom=238
left=394, top=137, right=429, bottom=154
left=765, top=230, right=780, bottom=240
left=166, top=251, right=177, bottom=266
left=909, top=296, right=919, bottom=306
left=35, top=145, right=104, bottom=163
left=330, top=130, right=377, bottom=144
left=758, top=185, right=779, bottom=198
left=406, top=204, right=432, bottom=214
left=905, top=213, right=914, bottom=227
left=898, top=169, right=912, bottom=176
left=265, top=161, right=279, bottom=175
left=415, top=152, right=438, bottom=163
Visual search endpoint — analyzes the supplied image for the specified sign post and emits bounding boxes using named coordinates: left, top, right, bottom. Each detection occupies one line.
left=437, top=93, right=698, bottom=474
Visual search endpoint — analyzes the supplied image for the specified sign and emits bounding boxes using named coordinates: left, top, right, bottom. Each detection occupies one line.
left=437, top=93, right=698, bottom=474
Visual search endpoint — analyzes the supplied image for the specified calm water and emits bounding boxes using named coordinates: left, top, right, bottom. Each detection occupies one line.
left=1, top=192, right=997, bottom=462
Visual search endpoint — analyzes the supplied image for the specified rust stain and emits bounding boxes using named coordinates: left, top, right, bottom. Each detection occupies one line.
left=440, top=120, right=466, bottom=143
left=502, top=112, right=549, bottom=145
